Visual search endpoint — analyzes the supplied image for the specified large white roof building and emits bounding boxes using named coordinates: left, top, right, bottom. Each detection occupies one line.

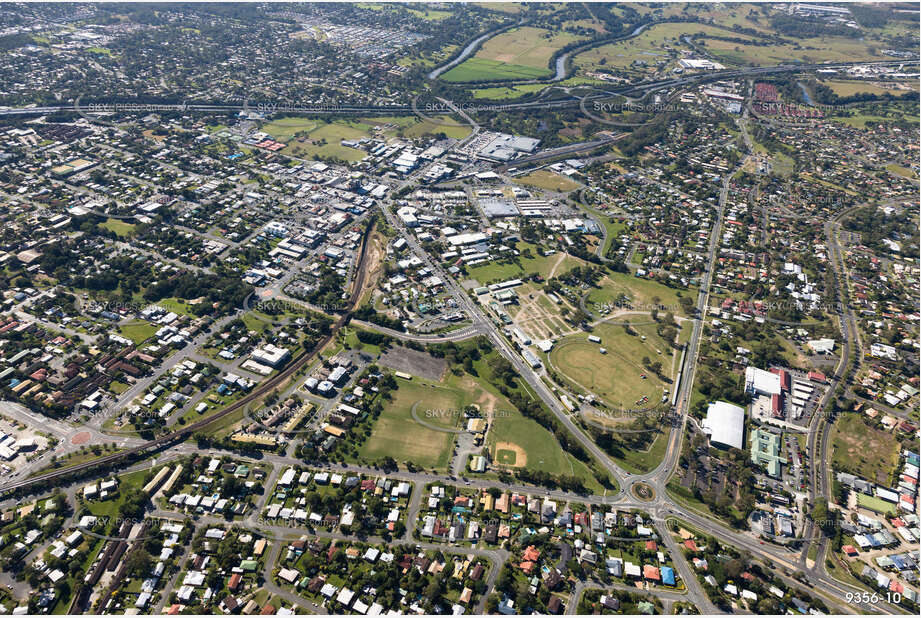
left=702, top=401, right=745, bottom=450
left=745, top=366, right=781, bottom=397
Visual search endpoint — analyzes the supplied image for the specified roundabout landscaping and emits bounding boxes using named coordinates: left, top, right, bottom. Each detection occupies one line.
left=631, top=481, right=656, bottom=502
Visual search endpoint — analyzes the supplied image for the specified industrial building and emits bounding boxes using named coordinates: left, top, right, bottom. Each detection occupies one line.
left=477, top=133, right=540, bottom=162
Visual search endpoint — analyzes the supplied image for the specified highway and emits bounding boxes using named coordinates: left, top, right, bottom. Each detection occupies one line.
left=1, top=54, right=912, bottom=615
left=795, top=203, right=871, bottom=586
left=1, top=59, right=914, bottom=119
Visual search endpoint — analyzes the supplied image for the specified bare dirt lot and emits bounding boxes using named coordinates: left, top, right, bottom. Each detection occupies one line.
left=378, top=346, right=448, bottom=381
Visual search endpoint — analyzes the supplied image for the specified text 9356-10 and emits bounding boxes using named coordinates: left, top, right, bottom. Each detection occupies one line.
left=844, top=592, right=900, bottom=605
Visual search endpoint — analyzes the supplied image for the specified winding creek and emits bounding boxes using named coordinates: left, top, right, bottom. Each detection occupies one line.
left=428, top=21, right=651, bottom=83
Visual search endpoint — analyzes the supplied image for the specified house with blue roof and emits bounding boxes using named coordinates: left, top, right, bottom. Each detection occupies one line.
left=660, top=565, right=676, bottom=586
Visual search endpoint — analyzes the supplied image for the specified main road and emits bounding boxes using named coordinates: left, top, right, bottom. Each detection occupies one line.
left=1, top=59, right=913, bottom=118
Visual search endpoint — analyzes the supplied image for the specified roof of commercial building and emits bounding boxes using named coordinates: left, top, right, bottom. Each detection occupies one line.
left=480, top=198, right=519, bottom=218
left=745, top=366, right=781, bottom=396
left=702, top=401, right=745, bottom=450
left=750, top=428, right=787, bottom=476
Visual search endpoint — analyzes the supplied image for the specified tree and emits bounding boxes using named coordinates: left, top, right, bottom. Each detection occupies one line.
left=126, top=549, right=153, bottom=578
left=810, top=500, right=838, bottom=537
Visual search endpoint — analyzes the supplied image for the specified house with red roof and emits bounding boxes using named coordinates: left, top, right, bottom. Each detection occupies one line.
left=522, top=546, right=541, bottom=562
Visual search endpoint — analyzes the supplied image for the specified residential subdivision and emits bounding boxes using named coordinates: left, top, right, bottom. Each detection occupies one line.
left=0, top=2, right=918, bottom=616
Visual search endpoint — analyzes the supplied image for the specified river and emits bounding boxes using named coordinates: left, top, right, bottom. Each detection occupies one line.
left=552, top=23, right=650, bottom=82
left=429, top=21, right=651, bottom=82
left=427, top=24, right=517, bottom=80
left=797, top=81, right=815, bottom=105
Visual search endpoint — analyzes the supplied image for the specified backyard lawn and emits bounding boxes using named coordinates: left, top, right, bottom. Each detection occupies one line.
left=118, top=320, right=159, bottom=345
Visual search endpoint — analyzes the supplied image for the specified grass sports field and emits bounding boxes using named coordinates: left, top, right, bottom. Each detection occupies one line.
left=101, top=218, right=136, bottom=237
left=475, top=360, right=604, bottom=492
left=360, top=377, right=466, bottom=470
left=488, top=405, right=600, bottom=489
left=886, top=163, right=918, bottom=180
left=514, top=170, right=581, bottom=192
left=118, top=320, right=159, bottom=345
left=857, top=494, right=897, bottom=516
left=361, top=351, right=604, bottom=491
left=443, top=27, right=582, bottom=82
left=549, top=320, right=679, bottom=410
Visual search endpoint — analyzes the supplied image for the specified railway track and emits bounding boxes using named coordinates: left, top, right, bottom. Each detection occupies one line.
left=0, top=220, right=376, bottom=497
